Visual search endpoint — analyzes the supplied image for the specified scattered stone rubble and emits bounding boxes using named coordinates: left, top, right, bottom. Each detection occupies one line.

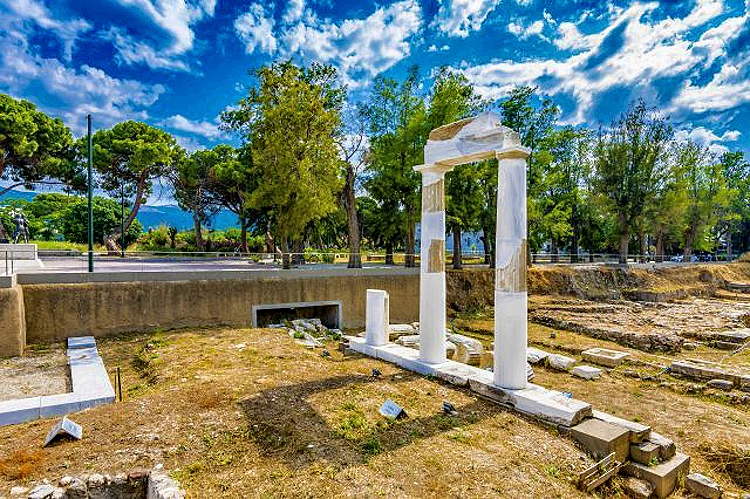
left=12, top=467, right=184, bottom=499
left=268, top=319, right=342, bottom=349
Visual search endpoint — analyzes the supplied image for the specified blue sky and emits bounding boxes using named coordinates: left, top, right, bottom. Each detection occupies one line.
left=1, top=0, right=749, bottom=159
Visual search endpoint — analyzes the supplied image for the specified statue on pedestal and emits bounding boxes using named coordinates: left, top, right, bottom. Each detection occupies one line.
left=11, top=209, right=29, bottom=244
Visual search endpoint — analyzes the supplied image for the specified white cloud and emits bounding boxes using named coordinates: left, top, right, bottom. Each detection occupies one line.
left=432, top=0, right=502, bottom=38
left=427, top=44, right=450, bottom=52
left=0, top=0, right=91, bottom=61
left=507, top=19, right=546, bottom=40
left=237, top=0, right=422, bottom=87
left=458, top=0, right=748, bottom=123
left=111, top=0, right=216, bottom=70
left=674, top=125, right=741, bottom=154
left=103, top=27, right=190, bottom=71
left=234, top=3, right=277, bottom=55
left=282, top=0, right=305, bottom=24
left=0, top=14, right=164, bottom=134
left=160, top=114, right=223, bottom=139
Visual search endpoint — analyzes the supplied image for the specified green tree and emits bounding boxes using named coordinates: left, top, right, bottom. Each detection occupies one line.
left=426, top=68, right=484, bottom=269
left=87, top=121, right=178, bottom=251
left=364, top=68, right=426, bottom=268
left=222, top=62, right=344, bottom=268
left=674, top=142, right=734, bottom=259
left=60, top=196, right=142, bottom=246
left=717, top=151, right=750, bottom=259
left=594, top=101, right=672, bottom=263
left=169, top=148, right=224, bottom=250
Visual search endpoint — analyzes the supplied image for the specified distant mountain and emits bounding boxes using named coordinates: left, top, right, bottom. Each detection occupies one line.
left=0, top=188, right=240, bottom=231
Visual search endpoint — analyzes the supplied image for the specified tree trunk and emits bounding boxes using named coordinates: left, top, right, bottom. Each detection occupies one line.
left=639, top=230, right=648, bottom=263
left=405, top=219, right=416, bottom=268
left=655, top=231, right=664, bottom=263
left=107, top=176, right=147, bottom=254
left=281, top=236, right=290, bottom=270
left=727, top=231, right=733, bottom=262
left=344, top=165, right=361, bottom=268
left=482, top=224, right=495, bottom=268
left=618, top=212, right=629, bottom=264
left=570, top=203, right=580, bottom=263
left=239, top=217, right=248, bottom=253
left=193, top=213, right=204, bottom=251
left=452, top=225, right=462, bottom=270
left=385, top=241, right=394, bottom=265
left=292, top=239, right=304, bottom=266
left=551, top=239, right=559, bottom=263
left=684, top=225, right=697, bottom=261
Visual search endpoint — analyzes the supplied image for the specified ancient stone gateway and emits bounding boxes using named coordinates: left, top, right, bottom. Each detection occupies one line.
left=414, top=112, right=530, bottom=389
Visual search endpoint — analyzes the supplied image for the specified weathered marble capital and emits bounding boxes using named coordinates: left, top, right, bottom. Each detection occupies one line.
left=495, top=146, right=531, bottom=161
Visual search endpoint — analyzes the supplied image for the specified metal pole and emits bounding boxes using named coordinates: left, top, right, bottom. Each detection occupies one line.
left=121, top=183, right=125, bottom=258
left=87, top=115, right=94, bottom=273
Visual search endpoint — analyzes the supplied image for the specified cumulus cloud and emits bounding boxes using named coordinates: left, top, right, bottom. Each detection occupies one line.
left=674, top=126, right=742, bottom=154
left=159, top=114, right=223, bottom=139
left=428, top=44, right=450, bottom=52
left=235, top=0, right=422, bottom=86
left=458, top=0, right=748, bottom=123
left=0, top=0, right=91, bottom=61
left=432, top=0, right=502, bottom=38
left=110, top=0, right=216, bottom=70
left=507, top=19, right=546, bottom=40
left=235, top=3, right=277, bottom=55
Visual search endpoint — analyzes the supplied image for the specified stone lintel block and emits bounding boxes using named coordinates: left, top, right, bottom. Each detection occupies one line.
left=592, top=410, right=651, bottom=443
left=707, top=379, right=734, bottom=391
left=433, top=361, right=488, bottom=387
left=582, top=348, right=630, bottom=368
left=685, top=472, right=722, bottom=499
left=470, top=379, right=592, bottom=427
left=630, top=441, right=661, bottom=465
left=572, top=365, right=602, bottom=380
left=571, top=418, right=630, bottom=462
left=647, top=431, right=677, bottom=461
left=623, top=452, right=690, bottom=499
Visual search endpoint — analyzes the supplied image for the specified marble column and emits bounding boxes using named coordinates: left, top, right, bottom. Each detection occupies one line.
left=415, top=164, right=451, bottom=364
left=494, top=148, right=530, bottom=389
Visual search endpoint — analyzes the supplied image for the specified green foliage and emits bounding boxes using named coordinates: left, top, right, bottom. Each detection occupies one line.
left=0, top=94, right=84, bottom=193
left=60, top=196, right=142, bottom=246
left=86, top=120, right=179, bottom=244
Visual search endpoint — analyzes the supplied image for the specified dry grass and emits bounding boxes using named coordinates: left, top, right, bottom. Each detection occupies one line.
left=0, top=327, right=594, bottom=498
left=0, top=450, right=44, bottom=480
left=699, top=440, right=750, bottom=488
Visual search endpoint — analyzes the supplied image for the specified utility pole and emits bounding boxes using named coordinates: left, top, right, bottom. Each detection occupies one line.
left=121, top=183, right=125, bottom=258
left=87, top=115, right=94, bottom=273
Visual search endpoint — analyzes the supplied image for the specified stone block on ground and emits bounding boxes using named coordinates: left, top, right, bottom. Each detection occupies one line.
left=570, top=418, right=630, bottom=462
left=592, top=410, right=651, bottom=443
left=547, top=353, right=576, bottom=371
left=623, top=477, right=654, bottom=499
left=67, top=336, right=96, bottom=349
left=388, top=324, right=416, bottom=340
left=630, top=441, right=661, bottom=466
left=572, top=365, right=602, bottom=380
left=623, top=452, right=690, bottom=499
left=582, top=347, right=630, bottom=368
left=527, top=347, right=549, bottom=365
left=647, top=431, right=677, bottom=460
left=716, top=329, right=750, bottom=344
left=707, top=379, right=734, bottom=391
left=686, top=472, right=722, bottom=499
left=480, top=351, right=493, bottom=369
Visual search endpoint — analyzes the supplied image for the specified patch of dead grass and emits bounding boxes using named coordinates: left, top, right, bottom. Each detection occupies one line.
left=0, top=450, right=44, bottom=480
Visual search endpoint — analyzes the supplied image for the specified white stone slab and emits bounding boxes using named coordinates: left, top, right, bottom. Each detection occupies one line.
left=547, top=353, right=576, bottom=371
left=67, top=336, right=97, bottom=349
left=582, top=348, right=629, bottom=368
left=572, top=365, right=602, bottom=380
left=593, top=410, right=651, bottom=443
left=0, top=396, right=40, bottom=426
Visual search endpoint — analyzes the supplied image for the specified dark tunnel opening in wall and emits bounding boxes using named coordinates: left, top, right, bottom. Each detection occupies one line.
left=252, top=300, right=342, bottom=329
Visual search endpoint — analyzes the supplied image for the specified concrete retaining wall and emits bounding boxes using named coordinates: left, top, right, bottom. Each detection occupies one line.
left=18, top=269, right=420, bottom=345
left=0, top=285, right=25, bottom=356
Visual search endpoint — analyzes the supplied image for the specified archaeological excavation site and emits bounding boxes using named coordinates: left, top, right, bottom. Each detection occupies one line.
left=0, top=113, right=748, bottom=499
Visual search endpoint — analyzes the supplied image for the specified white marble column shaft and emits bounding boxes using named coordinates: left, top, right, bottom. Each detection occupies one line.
left=493, top=150, right=530, bottom=389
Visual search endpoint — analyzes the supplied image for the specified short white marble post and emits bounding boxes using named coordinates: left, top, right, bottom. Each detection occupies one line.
left=365, top=289, right=390, bottom=346
left=494, top=148, right=530, bottom=389
left=415, top=164, right=451, bottom=364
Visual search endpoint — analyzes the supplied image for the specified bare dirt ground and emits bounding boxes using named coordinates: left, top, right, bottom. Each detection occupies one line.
left=0, top=348, right=69, bottom=402
left=0, top=327, right=595, bottom=498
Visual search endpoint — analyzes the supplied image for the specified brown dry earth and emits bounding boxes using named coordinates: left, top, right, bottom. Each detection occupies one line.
left=0, top=328, right=595, bottom=498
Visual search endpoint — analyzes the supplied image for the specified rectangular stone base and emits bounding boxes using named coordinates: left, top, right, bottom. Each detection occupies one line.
left=346, top=336, right=592, bottom=427
left=623, top=452, right=690, bottom=499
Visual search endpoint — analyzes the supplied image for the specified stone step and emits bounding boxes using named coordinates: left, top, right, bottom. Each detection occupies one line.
left=623, top=452, right=690, bottom=499
left=582, top=347, right=630, bottom=368
left=646, top=431, right=676, bottom=461
left=570, top=418, right=630, bottom=462
left=592, top=410, right=651, bottom=443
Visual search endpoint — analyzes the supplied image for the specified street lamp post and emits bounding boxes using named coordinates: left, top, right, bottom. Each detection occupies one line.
left=87, top=115, right=94, bottom=273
